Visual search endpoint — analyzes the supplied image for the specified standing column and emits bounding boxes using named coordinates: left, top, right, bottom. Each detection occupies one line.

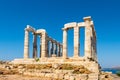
left=62, top=29, right=67, bottom=58
left=39, top=35, right=41, bottom=58
left=52, top=42, right=56, bottom=57
left=84, top=16, right=92, bottom=59
left=50, top=41, right=53, bottom=57
left=41, top=32, right=47, bottom=58
left=74, top=26, right=79, bottom=58
left=33, top=34, right=37, bottom=58
left=55, top=43, right=57, bottom=56
left=60, top=45, right=63, bottom=57
left=58, top=44, right=60, bottom=57
left=53, top=43, right=55, bottom=54
left=47, top=40, right=49, bottom=57
left=24, top=29, right=29, bottom=59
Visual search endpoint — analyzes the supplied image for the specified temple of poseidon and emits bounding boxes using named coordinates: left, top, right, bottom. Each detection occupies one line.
left=12, top=16, right=100, bottom=73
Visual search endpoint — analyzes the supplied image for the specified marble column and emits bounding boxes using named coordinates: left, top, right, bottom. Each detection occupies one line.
left=33, top=34, right=37, bottom=58
left=24, top=29, right=29, bottom=59
left=62, top=29, right=67, bottom=58
left=41, top=32, right=47, bottom=58
left=58, top=44, right=60, bottom=57
left=47, top=40, right=49, bottom=57
left=84, top=16, right=92, bottom=59
left=74, top=26, right=80, bottom=58
left=55, top=43, right=57, bottom=55
left=60, top=45, right=63, bottom=57
left=94, top=36, right=97, bottom=61
left=53, top=43, right=55, bottom=54
left=52, top=43, right=56, bottom=57
left=92, top=31, right=97, bottom=61
left=40, top=36, right=41, bottom=58
left=50, top=41, right=53, bottom=57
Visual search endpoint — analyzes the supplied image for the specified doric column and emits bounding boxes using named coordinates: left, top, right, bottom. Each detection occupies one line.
left=92, top=30, right=97, bottom=62
left=50, top=41, right=53, bottom=57
left=52, top=43, right=55, bottom=54
left=84, top=16, right=92, bottom=59
left=24, top=29, right=29, bottom=59
left=41, top=32, right=47, bottom=58
left=58, top=44, right=60, bottom=57
left=55, top=43, right=57, bottom=55
left=47, top=40, right=49, bottom=57
left=39, top=36, right=41, bottom=58
left=74, top=25, right=79, bottom=58
left=60, top=45, right=63, bottom=57
left=33, top=34, right=37, bottom=58
left=95, top=37, right=97, bottom=62
left=52, top=42, right=56, bottom=57
left=62, top=29, right=67, bottom=58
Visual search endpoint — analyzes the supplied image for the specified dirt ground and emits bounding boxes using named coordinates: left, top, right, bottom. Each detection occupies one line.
left=0, top=74, right=120, bottom=80
left=0, top=75, right=57, bottom=80
left=111, top=74, right=120, bottom=80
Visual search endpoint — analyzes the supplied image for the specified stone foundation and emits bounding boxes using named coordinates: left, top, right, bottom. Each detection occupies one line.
left=11, top=57, right=100, bottom=73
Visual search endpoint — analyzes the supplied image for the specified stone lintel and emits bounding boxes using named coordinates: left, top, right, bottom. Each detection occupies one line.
left=36, top=29, right=46, bottom=34
left=64, top=22, right=77, bottom=29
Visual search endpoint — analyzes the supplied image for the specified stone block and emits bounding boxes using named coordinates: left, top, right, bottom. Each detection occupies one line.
left=64, top=74, right=70, bottom=80
left=54, top=73, right=59, bottom=79
left=55, top=70, right=63, bottom=74
left=45, top=73, right=53, bottom=78
left=38, top=73, right=45, bottom=77
left=69, top=76, right=75, bottom=80
left=58, top=73, right=64, bottom=79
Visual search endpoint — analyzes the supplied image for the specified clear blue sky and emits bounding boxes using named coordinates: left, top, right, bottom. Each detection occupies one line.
left=0, top=0, right=120, bottom=68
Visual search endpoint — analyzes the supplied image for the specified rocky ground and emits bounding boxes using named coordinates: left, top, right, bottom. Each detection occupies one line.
left=0, top=61, right=120, bottom=80
left=0, top=74, right=120, bottom=80
left=111, top=74, right=120, bottom=80
left=0, top=75, right=57, bottom=80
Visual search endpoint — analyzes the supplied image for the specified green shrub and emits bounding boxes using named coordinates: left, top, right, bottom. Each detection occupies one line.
left=116, top=71, right=120, bottom=76
left=35, top=58, right=39, bottom=62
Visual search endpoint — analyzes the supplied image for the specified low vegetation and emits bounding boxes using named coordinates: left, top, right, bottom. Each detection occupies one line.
left=116, top=71, right=120, bottom=76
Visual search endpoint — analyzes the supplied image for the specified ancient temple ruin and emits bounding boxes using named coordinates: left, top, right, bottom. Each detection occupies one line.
left=24, top=26, right=63, bottom=59
left=23, top=16, right=97, bottom=61
left=12, top=16, right=99, bottom=73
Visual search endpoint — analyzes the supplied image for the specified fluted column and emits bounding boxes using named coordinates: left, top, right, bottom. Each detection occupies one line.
left=55, top=43, right=57, bottom=55
left=24, top=29, right=29, bottom=59
left=53, top=43, right=55, bottom=54
left=60, top=45, right=63, bottom=57
left=51, top=43, right=56, bottom=57
left=74, top=26, right=79, bottom=58
left=41, top=32, right=47, bottom=58
left=47, top=40, right=49, bottom=57
left=40, top=36, right=41, bottom=58
left=58, top=44, right=60, bottom=57
left=50, top=41, right=53, bottom=57
left=33, top=34, right=37, bottom=58
left=62, top=29, right=67, bottom=58
left=84, top=16, right=92, bottom=59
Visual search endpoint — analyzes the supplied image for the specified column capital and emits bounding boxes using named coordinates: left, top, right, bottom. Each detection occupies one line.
left=83, top=16, right=91, bottom=21
left=62, top=28, right=68, bottom=31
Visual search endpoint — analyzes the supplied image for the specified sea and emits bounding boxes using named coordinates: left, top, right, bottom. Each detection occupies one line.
left=102, top=69, right=120, bottom=74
